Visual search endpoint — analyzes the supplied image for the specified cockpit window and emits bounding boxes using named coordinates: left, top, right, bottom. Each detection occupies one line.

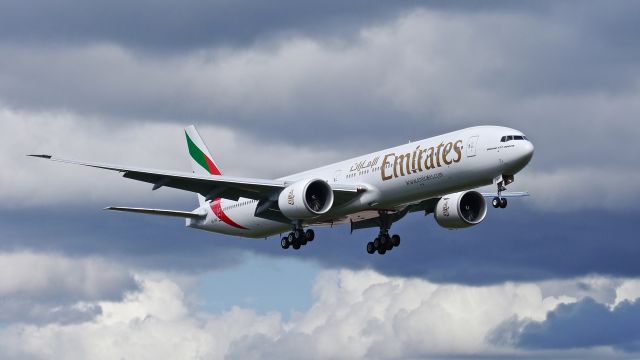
left=501, top=135, right=528, bottom=142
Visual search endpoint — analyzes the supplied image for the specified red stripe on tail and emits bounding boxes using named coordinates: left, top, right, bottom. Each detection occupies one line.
left=205, top=156, right=221, bottom=176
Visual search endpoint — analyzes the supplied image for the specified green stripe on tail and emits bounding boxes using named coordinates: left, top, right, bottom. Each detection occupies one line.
left=186, top=132, right=212, bottom=174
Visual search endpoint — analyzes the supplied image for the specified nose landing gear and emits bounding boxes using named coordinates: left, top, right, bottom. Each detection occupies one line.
left=492, top=196, right=507, bottom=209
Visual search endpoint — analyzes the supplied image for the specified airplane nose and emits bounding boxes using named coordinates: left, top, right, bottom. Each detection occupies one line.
left=517, top=140, right=533, bottom=168
left=503, top=140, right=534, bottom=175
left=521, top=140, right=534, bottom=165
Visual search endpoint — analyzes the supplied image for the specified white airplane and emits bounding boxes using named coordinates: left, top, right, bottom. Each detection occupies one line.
left=31, top=125, right=533, bottom=255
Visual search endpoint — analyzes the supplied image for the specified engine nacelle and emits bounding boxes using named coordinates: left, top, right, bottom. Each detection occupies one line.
left=278, top=179, right=334, bottom=220
left=434, top=190, right=487, bottom=229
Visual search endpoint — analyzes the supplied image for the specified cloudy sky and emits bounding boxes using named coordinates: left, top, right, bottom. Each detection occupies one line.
left=1, top=0, right=639, bottom=358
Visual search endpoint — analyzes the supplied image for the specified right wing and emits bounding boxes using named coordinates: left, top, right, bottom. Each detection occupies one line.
left=481, top=191, right=530, bottom=198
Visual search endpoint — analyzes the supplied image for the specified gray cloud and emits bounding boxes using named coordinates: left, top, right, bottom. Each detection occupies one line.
left=1, top=204, right=638, bottom=285
left=0, top=1, right=545, bottom=51
left=0, top=299, right=102, bottom=325
left=0, top=252, right=137, bottom=325
left=492, top=297, right=640, bottom=352
left=0, top=2, right=638, bottom=174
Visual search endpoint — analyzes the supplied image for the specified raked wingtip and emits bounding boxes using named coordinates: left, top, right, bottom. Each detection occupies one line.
left=28, top=154, right=52, bottom=159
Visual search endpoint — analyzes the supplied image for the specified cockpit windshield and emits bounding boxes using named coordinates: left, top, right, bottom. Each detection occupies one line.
left=500, top=135, right=528, bottom=142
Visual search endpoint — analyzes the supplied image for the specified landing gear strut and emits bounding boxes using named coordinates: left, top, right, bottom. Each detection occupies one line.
left=492, top=179, right=510, bottom=209
left=366, top=211, right=401, bottom=255
left=281, top=227, right=315, bottom=250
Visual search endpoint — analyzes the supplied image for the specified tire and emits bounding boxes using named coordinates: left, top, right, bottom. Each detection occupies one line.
left=288, top=232, right=295, bottom=242
left=281, top=237, right=290, bottom=249
left=294, top=229, right=304, bottom=240
left=391, top=234, right=400, bottom=247
left=492, top=197, right=500, bottom=208
left=500, top=197, right=508, bottom=208
left=385, top=239, right=393, bottom=251
left=378, top=247, right=386, bottom=255
left=305, top=229, right=315, bottom=242
left=292, top=242, right=301, bottom=250
left=366, top=242, right=375, bottom=254
left=373, top=237, right=381, bottom=249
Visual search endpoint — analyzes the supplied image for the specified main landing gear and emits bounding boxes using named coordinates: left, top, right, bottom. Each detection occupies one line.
left=366, top=232, right=400, bottom=255
left=281, top=228, right=314, bottom=250
left=366, top=211, right=401, bottom=255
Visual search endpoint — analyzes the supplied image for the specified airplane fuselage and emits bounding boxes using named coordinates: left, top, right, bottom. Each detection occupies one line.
left=188, top=126, right=534, bottom=238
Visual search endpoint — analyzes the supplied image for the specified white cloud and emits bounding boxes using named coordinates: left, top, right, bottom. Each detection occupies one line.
left=615, top=279, right=640, bottom=306
left=3, top=268, right=637, bottom=359
left=0, top=107, right=342, bottom=208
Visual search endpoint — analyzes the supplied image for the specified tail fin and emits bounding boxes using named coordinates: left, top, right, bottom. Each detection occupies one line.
left=185, top=125, right=222, bottom=206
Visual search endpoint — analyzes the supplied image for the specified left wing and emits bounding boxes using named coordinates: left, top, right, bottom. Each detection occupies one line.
left=29, top=155, right=363, bottom=205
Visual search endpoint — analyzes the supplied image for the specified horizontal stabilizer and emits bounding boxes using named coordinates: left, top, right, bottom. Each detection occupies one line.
left=104, top=206, right=206, bottom=219
left=481, top=191, right=530, bottom=198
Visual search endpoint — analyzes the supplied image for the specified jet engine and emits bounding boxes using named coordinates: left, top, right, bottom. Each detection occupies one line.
left=434, top=190, right=487, bottom=229
left=278, top=179, right=334, bottom=220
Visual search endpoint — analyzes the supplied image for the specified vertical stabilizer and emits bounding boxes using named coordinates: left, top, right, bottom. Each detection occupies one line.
left=185, top=125, right=222, bottom=205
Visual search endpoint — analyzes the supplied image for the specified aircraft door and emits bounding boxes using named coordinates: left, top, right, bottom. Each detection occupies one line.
left=466, top=136, right=479, bottom=158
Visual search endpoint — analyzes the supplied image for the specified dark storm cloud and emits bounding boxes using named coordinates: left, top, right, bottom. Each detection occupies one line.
left=492, top=298, right=640, bottom=352
left=0, top=0, right=544, bottom=51
left=0, top=0, right=638, bottom=174
left=0, top=0, right=412, bottom=50
left=2, top=202, right=638, bottom=285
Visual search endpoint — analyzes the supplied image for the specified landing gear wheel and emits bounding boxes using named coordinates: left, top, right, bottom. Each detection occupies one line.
left=391, top=234, right=400, bottom=247
left=377, top=247, right=386, bottom=255
left=380, top=234, right=392, bottom=251
left=293, top=229, right=307, bottom=245
left=492, top=197, right=500, bottom=208
left=292, top=242, right=301, bottom=250
left=373, top=237, right=381, bottom=250
left=499, top=197, right=508, bottom=208
left=367, top=242, right=375, bottom=254
left=281, top=237, right=290, bottom=249
left=305, top=229, right=315, bottom=242
left=288, top=232, right=295, bottom=243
